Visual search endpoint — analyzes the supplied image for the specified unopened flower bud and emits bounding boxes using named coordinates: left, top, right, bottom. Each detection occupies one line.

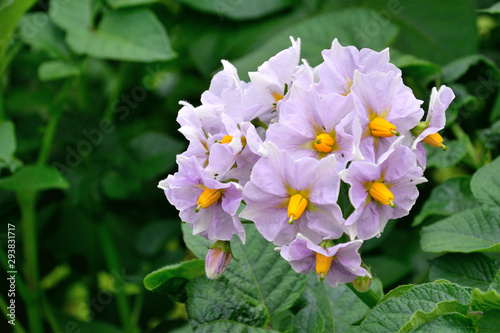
left=205, top=241, right=232, bottom=279
left=410, top=121, right=430, bottom=137
left=352, top=274, right=372, bottom=293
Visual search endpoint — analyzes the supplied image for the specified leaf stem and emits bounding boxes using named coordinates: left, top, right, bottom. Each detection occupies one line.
left=347, top=283, right=380, bottom=309
left=97, top=222, right=135, bottom=332
left=103, top=62, right=132, bottom=121
left=450, top=124, right=481, bottom=169
left=36, top=81, right=73, bottom=166
left=17, top=190, right=43, bottom=333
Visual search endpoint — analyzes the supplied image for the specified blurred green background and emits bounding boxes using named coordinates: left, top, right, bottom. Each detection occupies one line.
left=1, top=0, right=500, bottom=332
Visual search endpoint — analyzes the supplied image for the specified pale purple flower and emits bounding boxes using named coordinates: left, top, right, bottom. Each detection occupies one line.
left=411, top=86, right=455, bottom=149
left=340, top=142, right=426, bottom=240
left=315, top=38, right=401, bottom=96
left=244, top=37, right=301, bottom=123
left=266, top=84, right=357, bottom=171
left=239, top=144, right=345, bottom=246
left=158, top=155, right=245, bottom=243
left=280, top=235, right=369, bottom=287
left=351, top=70, right=423, bottom=162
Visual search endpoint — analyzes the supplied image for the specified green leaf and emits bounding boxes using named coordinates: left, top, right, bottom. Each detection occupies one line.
left=489, top=268, right=500, bottom=292
left=478, top=309, right=500, bottom=331
left=18, top=12, right=70, bottom=59
left=106, top=0, right=158, bottom=9
left=301, top=273, right=370, bottom=332
left=292, top=302, right=325, bottom=333
left=0, top=165, right=69, bottom=191
left=441, top=55, right=500, bottom=83
left=48, top=0, right=97, bottom=32
left=477, top=2, right=500, bottom=14
left=357, top=281, right=472, bottom=332
left=101, top=170, right=141, bottom=199
left=363, top=255, right=411, bottom=286
left=186, top=275, right=270, bottom=329
left=182, top=223, right=307, bottom=325
left=144, top=259, right=205, bottom=302
left=471, top=156, right=500, bottom=207
left=472, top=288, right=500, bottom=310
left=0, top=121, right=16, bottom=167
left=411, top=313, right=475, bottom=333
left=0, top=0, right=36, bottom=48
left=477, top=120, right=500, bottom=151
left=424, top=137, right=468, bottom=169
left=177, top=0, right=293, bottom=20
left=38, top=60, right=81, bottom=81
left=413, top=176, right=478, bottom=226
left=390, top=50, right=441, bottom=81
left=429, top=253, right=500, bottom=290
left=66, top=9, right=176, bottom=62
left=420, top=207, right=500, bottom=253
left=232, top=8, right=398, bottom=79
left=135, top=220, right=180, bottom=256
left=195, top=321, right=279, bottom=333
left=358, top=0, right=478, bottom=65
left=378, top=284, right=415, bottom=304
left=130, top=132, right=185, bottom=180
left=182, top=222, right=212, bottom=258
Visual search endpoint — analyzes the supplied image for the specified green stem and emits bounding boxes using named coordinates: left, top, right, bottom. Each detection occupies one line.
left=17, top=190, right=43, bottom=333
left=41, top=293, right=62, bottom=333
left=103, top=62, right=132, bottom=120
left=0, top=86, right=5, bottom=122
left=97, top=223, right=135, bottom=333
left=0, top=247, right=29, bottom=301
left=347, top=283, right=380, bottom=309
left=36, top=81, right=73, bottom=166
left=450, top=124, right=481, bottom=169
left=0, top=292, right=27, bottom=333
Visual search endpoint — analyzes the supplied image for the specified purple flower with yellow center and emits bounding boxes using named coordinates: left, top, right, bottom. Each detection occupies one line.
left=411, top=86, right=455, bottom=151
left=315, top=38, right=401, bottom=96
left=158, top=155, right=245, bottom=243
left=351, top=70, right=423, bottom=162
left=239, top=144, right=345, bottom=246
left=340, top=142, right=426, bottom=240
left=266, top=84, right=356, bottom=170
left=244, top=37, right=301, bottom=123
left=280, top=235, right=369, bottom=287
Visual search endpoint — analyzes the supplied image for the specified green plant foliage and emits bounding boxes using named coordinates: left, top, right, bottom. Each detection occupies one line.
left=429, top=253, right=500, bottom=290
left=413, top=176, right=478, bottom=226
left=424, top=137, right=468, bottom=169
left=0, top=165, right=68, bottom=191
left=356, top=281, right=472, bottom=332
left=420, top=207, right=500, bottom=253
left=38, top=60, right=81, bottom=81
left=471, top=156, right=500, bottom=208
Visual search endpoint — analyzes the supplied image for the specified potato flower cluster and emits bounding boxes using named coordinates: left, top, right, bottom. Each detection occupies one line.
left=159, top=37, right=454, bottom=286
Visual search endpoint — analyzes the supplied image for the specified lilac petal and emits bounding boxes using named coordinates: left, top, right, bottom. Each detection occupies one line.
left=304, top=208, right=345, bottom=241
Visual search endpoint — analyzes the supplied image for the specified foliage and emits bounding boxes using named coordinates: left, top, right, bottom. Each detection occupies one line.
left=1, top=0, right=500, bottom=332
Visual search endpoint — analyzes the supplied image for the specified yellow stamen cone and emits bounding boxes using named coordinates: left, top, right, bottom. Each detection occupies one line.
left=287, top=193, right=308, bottom=224
left=422, top=132, right=447, bottom=151
left=315, top=252, right=334, bottom=281
left=219, top=135, right=233, bottom=144
left=369, top=117, right=400, bottom=137
left=314, top=133, right=335, bottom=153
left=272, top=91, right=284, bottom=103
left=368, top=182, right=396, bottom=208
left=196, top=188, right=222, bottom=212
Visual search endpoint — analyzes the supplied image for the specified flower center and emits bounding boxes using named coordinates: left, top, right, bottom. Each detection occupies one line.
left=272, top=91, right=284, bottom=103
left=195, top=188, right=222, bottom=212
left=369, top=117, right=400, bottom=137
left=422, top=133, right=447, bottom=151
left=315, top=252, right=334, bottom=281
left=368, top=182, right=395, bottom=208
left=287, top=193, right=308, bottom=224
left=218, top=135, right=247, bottom=147
left=314, top=133, right=335, bottom=153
